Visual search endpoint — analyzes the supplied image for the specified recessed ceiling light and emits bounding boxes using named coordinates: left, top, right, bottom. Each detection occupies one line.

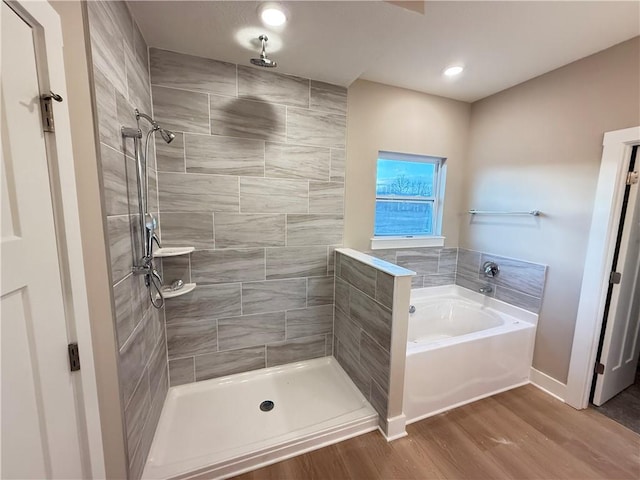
left=444, top=65, right=464, bottom=77
left=261, top=6, right=287, bottom=26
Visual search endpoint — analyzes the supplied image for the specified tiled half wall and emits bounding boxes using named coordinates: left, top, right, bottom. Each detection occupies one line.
left=367, top=247, right=547, bottom=314
left=333, top=249, right=413, bottom=437
left=148, top=48, right=348, bottom=386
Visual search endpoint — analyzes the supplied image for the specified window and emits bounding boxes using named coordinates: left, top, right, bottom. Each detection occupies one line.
left=372, top=151, right=445, bottom=249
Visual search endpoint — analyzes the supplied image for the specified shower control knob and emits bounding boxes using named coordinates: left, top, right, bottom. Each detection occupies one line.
left=483, top=261, right=500, bottom=278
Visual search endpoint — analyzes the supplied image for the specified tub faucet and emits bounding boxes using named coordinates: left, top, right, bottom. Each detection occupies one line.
left=479, top=285, right=493, bottom=294
left=409, top=305, right=416, bottom=314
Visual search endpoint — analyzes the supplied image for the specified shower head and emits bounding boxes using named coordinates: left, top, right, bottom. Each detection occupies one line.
left=251, top=34, right=277, bottom=68
left=159, top=128, right=176, bottom=144
left=135, top=109, right=176, bottom=143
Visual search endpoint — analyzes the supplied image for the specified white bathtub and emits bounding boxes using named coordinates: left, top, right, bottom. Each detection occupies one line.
left=403, top=285, right=537, bottom=424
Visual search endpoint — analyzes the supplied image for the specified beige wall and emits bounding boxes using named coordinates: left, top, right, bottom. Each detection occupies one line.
left=344, top=80, right=471, bottom=251
left=461, top=37, right=640, bottom=383
left=49, top=2, right=127, bottom=478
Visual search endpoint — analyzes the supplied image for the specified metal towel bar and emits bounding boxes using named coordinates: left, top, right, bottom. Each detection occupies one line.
left=468, top=210, right=541, bottom=216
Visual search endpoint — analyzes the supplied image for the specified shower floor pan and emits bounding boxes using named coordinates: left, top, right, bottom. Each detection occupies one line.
left=142, top=357, right=379, bottom=479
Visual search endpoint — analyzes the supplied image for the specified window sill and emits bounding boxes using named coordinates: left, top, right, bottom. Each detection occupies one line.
left=370, top=236, right=445, bottom=250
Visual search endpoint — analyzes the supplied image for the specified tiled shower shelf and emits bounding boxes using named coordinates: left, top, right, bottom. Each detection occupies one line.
left=153, top=246, right=194, bottom=257
left=161, top=283, right=196, bottom=299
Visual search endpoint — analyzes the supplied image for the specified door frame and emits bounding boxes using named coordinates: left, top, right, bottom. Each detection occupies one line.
left=3, top=1, right=105, bottom=476
left=565, top=126, right=640, bottom=409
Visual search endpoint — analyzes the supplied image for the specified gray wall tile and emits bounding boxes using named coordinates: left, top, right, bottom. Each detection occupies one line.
left=169, top=357, right=194, bottom=386
left=185, top=134, right=265, bottom=176
left=150, top=48, right=236, bottom=96
left=214, top=213, right=285, bottom=248
left=287, top=108, right=346, bottom=148
left=155, top=132, right=185, bottom=172
left=330, top=148, right=346, bottom=182
left=411, top=276, right=424, bottom=288
left=309, top=182, right=344, bottom=214
left=148, top=339, right=167, bottom=396
left=265, top=143, right=330, bottom=181
left=307, top=276, right=334, bottom=306
left=191, top=249, right=265, bottom=284
left=238, top=66, right=309, bottom=107
left=370, top=379, right=389, bottom=419
left=165, top=283, right=241, bottom=325
left=218, top=312, right=285, bottom=351
left=87, top=1, right=127, bottom=94
left=240, top=177, right=308, bottom=214
left=334, top=306, right=360, bottom=354
left=360, top=332, right=390, bottom=393
left=287, top=214, right=344, bottom=246
left=438, top=248, right=458, bottom=274
left=124, top=372, right=149, bottom=463
left=161, top=255, right=190, bottom=285
left=118, top=322, right=145, bottom=406
left=335, top=339, right=369, bottom=396
left=242, top=279, right=306, bottom=315
left=310, top=81, right=348, bottom=115
left=114, top=276, right=134, bottom=348
left=266, top=246, right=327, bottom=279
left=93, top=68, right=120, bottom=151
left=101, top=144, right=135, bottom=216
left=457, top=248, right=481, bottom=278
left=495, top=286, right=542, bottom=313
left=375, top=271, right=394, bottom=309
left=349, top=287, right=392, bottom=351
left=455, top=274, right=495, bottom=297
left=266, top=335, right=326, bottom=367
left=337, top=253, right=377, bottom=298
left=152, top=86, right=209, bottom=134
left=334, top=276, right=350, bottom=314
left=167, top=319, right=218, bottom=359
left=158, top=173, right=239, bottom=212
left=210, top=95, right=286, bottom=142
left=422, top=273, right=456, bottom=287
left=160, top=212, right=214, bottom=249
left=195, top=346, right=266, bottom=381
left=107, top=215, right=133, bottom=284
left=396, top=248, right=439, bottom=275
left=125, top=46, right=151, bottom=113
left=286, top=305, right=333, bottom=339
left=482, top=253, right=546, bottom=298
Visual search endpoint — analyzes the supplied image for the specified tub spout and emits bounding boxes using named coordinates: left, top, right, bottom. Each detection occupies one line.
left=479, top=285, right=493, bottom=294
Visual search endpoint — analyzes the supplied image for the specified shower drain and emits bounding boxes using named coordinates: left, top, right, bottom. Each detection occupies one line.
left=260, top=400, right=275, bottom=412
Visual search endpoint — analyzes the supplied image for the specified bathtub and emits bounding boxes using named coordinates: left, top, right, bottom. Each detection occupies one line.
left=403, top=285, right=537, bottom=424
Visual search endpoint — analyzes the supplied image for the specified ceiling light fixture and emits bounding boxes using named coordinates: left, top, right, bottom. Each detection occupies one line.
left=444, top=65, right=464, bottom=77
left=261, top=5, right=287, bottom=26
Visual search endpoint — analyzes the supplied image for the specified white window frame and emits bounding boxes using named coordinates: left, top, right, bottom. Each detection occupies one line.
left=371, top=151, right=446, bottom=250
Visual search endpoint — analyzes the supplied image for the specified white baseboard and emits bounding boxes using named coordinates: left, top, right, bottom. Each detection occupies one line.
left=529, top=367, right=567, bottom=402
left=380, top=414, right=407, bottom=442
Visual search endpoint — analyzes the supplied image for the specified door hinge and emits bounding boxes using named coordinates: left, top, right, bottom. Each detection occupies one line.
left=626, top=171, right=639, bottom=185
left=68, top=343, right=80, bottom=372
left=595, top=362, right=605, bottom=375
left=610, top=271, right=622, bottom=284
left=39, top=91, right=63, bottom=133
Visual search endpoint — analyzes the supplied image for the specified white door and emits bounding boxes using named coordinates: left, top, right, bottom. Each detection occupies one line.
left=1, top=2, right=85, bottom=478
left=593, top=150, right=640, bottom=406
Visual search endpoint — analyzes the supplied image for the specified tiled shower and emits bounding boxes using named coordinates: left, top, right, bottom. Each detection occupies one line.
left=148, top=47, right=348, bottom=385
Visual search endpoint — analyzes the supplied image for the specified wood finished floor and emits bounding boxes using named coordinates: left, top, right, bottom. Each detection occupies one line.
left=234, top=385, right=640, bottom=480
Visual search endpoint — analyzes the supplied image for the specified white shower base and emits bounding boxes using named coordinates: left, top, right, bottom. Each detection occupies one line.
left=141, top=357, right=378, bottom=479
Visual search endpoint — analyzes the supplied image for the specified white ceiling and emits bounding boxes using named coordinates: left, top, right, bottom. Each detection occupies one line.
left=128, top=1, right=640, bottom=102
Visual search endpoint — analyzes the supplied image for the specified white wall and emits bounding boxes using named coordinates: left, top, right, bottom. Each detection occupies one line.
left=461, top=37, right=640, bottom=383
left=344, top=80, right=471, bottom=251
